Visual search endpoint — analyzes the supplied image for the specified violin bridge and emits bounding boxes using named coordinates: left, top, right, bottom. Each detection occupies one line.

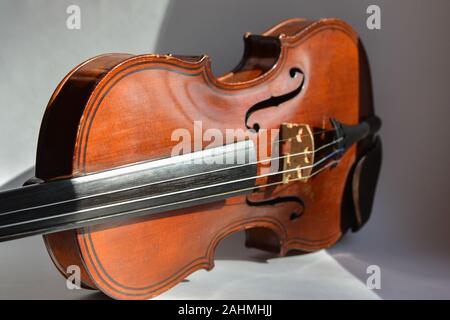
left=280, top=123, right=315, bottom=183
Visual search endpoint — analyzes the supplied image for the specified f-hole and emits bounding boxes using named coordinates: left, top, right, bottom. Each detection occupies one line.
left=245, top=67, right=304, bottom=132
left=246, top=195, right=305, bottom=221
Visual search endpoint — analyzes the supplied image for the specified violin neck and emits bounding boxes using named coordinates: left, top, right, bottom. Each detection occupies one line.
left=0, top=141, right=257, bottom=242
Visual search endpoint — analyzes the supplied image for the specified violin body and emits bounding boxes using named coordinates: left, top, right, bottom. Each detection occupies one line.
left=29, top=18, right=377, bottom=299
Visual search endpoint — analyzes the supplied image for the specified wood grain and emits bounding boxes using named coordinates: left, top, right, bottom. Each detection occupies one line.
left=37, top=18, right=361, bottom=299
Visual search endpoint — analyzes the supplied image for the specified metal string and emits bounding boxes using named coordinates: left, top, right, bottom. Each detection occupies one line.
left=0, top=148, right=342, bottom=229
left=61, top=159, right=341, bottom=228
left=0, top=137, right=343, bottom=217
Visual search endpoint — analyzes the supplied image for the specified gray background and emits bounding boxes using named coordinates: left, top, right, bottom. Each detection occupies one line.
left=0, top=0, right=449, bottom=299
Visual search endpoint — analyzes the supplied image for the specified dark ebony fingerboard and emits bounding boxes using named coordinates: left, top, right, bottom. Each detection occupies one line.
left=0, top=140, right=257, bottom=242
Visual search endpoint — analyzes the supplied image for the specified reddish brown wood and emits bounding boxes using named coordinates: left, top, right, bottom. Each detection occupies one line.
left=37, top=18, right=362, bottom=299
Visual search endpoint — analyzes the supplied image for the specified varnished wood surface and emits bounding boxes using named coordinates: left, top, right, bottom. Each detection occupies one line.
left=38, top=18, right=361, bottom=299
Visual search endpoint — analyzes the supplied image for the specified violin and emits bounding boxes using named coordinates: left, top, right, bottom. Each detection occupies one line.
left=0, top=18, right=382, bottom=299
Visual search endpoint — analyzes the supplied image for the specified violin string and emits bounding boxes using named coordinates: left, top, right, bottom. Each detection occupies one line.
left=0, top=137, right=343, bottom=217
left=0, top=149, right=342, bottom=229
left=0, top=158, right=340, bottom=230
left=71, top=159, right=340, bottom=228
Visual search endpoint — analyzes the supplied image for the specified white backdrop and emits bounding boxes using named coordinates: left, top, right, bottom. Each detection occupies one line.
left=0, top=0, right=449, bottom=299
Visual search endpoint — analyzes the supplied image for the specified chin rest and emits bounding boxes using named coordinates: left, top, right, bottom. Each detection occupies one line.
left=343, top=135, right=382, bottom=232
